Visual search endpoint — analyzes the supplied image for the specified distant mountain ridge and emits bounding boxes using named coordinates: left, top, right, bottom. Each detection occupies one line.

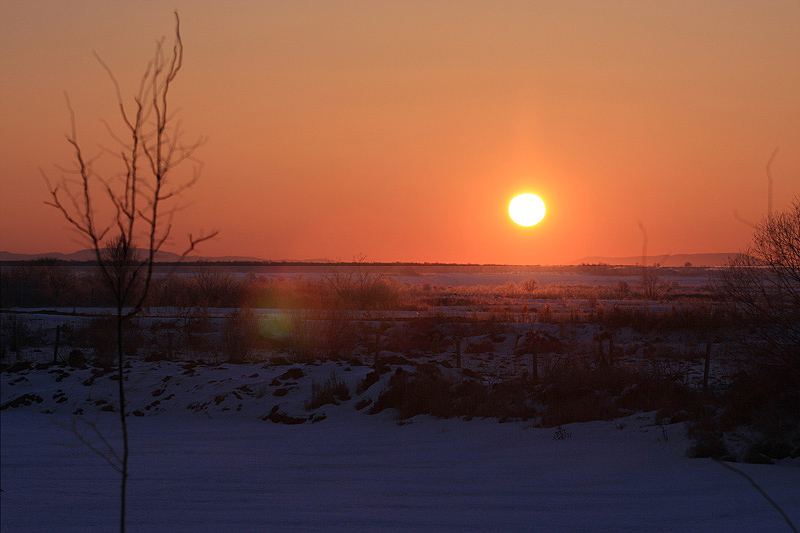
left=0, top=249, right=266, bottom=263
left=570, top=252, right=740, bottom=267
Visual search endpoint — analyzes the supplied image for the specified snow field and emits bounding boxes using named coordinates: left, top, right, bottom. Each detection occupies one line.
left=2, top=361, right=799, bottom=532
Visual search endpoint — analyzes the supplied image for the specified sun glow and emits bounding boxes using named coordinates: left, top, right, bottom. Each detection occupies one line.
left=509, top=194, right=546, bottom=227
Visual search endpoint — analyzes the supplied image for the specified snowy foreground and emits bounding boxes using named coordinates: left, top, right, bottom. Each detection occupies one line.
left=2, top=361, right=799, bottom=532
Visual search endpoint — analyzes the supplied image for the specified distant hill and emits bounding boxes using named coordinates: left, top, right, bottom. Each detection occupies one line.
left=0, top=249, right=266, bottom=263
left=569, top=253, right=740, bottom=267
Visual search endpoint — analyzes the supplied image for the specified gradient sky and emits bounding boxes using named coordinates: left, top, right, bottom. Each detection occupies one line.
left=1, top=1, right=798, bottom=264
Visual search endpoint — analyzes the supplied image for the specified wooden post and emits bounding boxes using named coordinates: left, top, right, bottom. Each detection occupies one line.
left=455, top=337, right=461, bottom=369
left=53, top=325, right=61, bottom=364
left=608, top=337, right=614, bottom=367
left=11, top=315, right=18, bottom=354
left=531, top=335, right=538, bottom=382
left=373, top=334, right=380, bottom=372
left=703, top=343, right=711, bottom=393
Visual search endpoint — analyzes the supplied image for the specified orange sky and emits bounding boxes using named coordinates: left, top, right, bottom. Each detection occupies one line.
left=1, top=1, right=798, bottom=264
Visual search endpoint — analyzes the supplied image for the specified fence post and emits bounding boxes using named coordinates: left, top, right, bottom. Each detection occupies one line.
left=703, top=343, right=711, bottom=393
left=373, top=334, right=380, bottom=372
left=608, top=336, right=614, bottom=367
left=11, top=315, right=18, bottom=354
left=53, top=325, right=61, bottom=364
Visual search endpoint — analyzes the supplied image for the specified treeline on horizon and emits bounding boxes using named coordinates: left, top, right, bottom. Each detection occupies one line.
left=1, top=257, right=718, bottom=311
left=0, top=259, right=717, bottom=276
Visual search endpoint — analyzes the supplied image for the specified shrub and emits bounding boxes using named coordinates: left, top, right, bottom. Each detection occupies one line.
left=286, top=309, right=323, bottom=361
left=318, top=310, right=358, bottom=358
left=703, top=198, right=800, bottom=461
left=76, top=317, right=144, bottom=366
left=369, top=367, right=537, bottom=420
left=705, top=369, right=800, bottom=461
left=717, top=197, right=800, bottom=379
left=521, top=278, right=539, bottom=293
left=191, top=267, right=243, bottom=307
left=538, top=358, right=698, bottom=427
left=323, top=261, right=407, bottom=310
left=369, top=367, right=456, bottom=419
left=222, top=308, right=259, bottom=363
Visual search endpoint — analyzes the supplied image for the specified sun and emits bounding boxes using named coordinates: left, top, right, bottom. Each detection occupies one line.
left=509, top=193, right=546, bottom=227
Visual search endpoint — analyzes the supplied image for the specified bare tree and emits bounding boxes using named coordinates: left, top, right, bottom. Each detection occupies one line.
left=718, top=197, right=800, bottom=378
left=41, top=13, right=215, bottom=532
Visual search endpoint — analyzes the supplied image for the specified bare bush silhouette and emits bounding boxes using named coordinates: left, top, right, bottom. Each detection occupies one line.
left=704, top=198, right=800, bottom=462
left=41, top=13, right=215, bottom=532
left=193, top=266, right=241, bottom=307
left=324, top=256, right=403, bottom=309
left=718, top=197, right=800, bottom=377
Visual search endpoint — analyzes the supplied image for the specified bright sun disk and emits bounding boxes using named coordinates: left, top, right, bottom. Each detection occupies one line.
left=509, top=193, right=546, bottom=227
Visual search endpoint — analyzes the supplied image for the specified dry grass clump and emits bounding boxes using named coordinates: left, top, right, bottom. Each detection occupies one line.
left=305, top=372, right=351, bottom=410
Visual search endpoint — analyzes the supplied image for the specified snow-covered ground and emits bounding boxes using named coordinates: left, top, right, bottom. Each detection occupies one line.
left=2, top=361, right=799, bottom=532
left=1, top=268, right=795, bottom=530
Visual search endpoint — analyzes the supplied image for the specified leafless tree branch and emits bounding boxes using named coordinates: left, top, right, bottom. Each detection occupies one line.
left=41, top=13, right=215, bottom=532
left=718, top=197, right=800, bottom=376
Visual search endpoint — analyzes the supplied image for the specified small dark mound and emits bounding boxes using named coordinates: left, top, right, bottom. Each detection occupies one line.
left=1, top=393, right=44, bottom=410
left=279, top=367, right=305, bottom=380
left=263, top=406, right=306, bottom=425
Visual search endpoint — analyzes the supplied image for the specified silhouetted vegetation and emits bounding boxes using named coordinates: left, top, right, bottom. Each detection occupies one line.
left=696, top=197, right=800, bottom=462
left=5, top=243, right=799, bottom=464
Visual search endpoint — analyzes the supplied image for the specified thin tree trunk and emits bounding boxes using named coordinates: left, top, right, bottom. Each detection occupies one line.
left=117, top=310, right=129, bottom=532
